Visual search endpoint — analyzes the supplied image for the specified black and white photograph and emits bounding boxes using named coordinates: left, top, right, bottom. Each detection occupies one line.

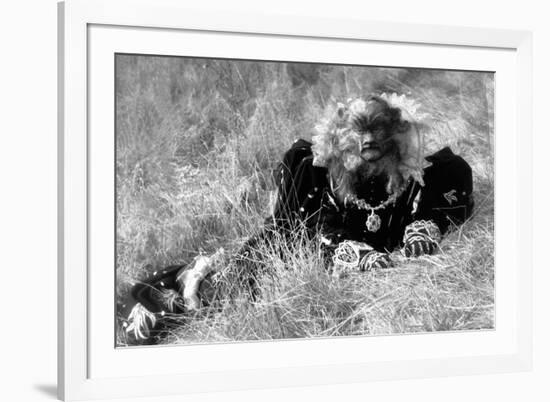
left=115, top=54, right=494, bottom=347
left=7, top=0, right=550, bottom=400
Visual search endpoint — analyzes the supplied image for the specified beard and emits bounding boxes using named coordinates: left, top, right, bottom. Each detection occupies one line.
left=328, top=142, right=406, bottom=204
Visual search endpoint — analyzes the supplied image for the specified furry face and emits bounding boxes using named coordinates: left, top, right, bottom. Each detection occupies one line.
left=351, top=97, right=405, bottom=162
left=312, top=94, right=424, bottom=201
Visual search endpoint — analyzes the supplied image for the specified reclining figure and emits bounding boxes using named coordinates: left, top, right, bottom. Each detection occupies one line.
left=122, top=94, right=474, bottom=343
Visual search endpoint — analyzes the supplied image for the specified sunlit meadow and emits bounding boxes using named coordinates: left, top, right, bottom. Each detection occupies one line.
left=115, top=55, right=494, bottom=346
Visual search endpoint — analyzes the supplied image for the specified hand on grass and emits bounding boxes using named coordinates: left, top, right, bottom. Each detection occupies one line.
left=403, top=235, right=437, bottom=257
left=403, top=220, right=441, bottom=257
left=332, top=240, right=391, bottom=275
left=360, top=250, right=393, bottom=271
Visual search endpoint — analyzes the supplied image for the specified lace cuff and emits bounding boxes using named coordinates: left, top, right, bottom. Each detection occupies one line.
left=403, top=219, right=442, bottom=244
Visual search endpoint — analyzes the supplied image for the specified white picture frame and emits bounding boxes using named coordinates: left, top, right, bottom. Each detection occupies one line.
left=58, top=0, right=533, bottom=400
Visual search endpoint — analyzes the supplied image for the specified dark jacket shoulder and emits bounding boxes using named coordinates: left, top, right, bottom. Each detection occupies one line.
left=415, top=147, right=474, bottom=233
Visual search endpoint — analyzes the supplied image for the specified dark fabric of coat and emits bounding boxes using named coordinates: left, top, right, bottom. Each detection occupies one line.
left=269, top=139, right=474, bottom=252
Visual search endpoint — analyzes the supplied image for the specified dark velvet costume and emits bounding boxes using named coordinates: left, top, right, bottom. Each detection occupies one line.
left=122, top=139, right=474, bottom=342
left=271, top=139, right=474, bottom=251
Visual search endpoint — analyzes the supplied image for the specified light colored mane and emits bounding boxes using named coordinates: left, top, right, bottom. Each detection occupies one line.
left=311, top=94, right=426, bottom=203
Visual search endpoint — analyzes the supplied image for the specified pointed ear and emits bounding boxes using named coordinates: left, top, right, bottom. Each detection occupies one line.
left=388, top=106, right=412, bottom=134
left=388, top=105, right=402, bottom=123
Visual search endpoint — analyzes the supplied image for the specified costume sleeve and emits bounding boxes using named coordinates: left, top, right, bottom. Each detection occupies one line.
left=271, top=141, right=327, bottom=232
left=270, top=140, right=358, bottom=244
left=413, top=148, right=474, bottom=234
left=130, top=265, right=185, bottom=314
left=316, top=191, right=350, bottom=243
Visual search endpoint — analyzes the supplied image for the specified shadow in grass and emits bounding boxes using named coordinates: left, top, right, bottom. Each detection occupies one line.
left=33, top=384, right=57, bottom=399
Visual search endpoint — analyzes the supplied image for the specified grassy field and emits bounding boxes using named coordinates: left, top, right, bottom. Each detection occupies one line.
left=115, top=55, right=494, bottom=346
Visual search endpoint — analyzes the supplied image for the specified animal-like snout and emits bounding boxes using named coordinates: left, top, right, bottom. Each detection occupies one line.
left=361, top=132, right=378, bottom=148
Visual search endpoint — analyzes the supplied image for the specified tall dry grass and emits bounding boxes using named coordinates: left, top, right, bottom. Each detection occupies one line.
left=115, top=55, right=494, bottom=346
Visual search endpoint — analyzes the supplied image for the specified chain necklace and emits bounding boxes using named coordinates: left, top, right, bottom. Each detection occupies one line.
left=329, top=174, right=407, bottom=233
left=343, top=187, right=404, bottom=233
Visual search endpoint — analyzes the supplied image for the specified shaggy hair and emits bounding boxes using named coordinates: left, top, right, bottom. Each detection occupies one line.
left=311, top=94, right=425, bottom=202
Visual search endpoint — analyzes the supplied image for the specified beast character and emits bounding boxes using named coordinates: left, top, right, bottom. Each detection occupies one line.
left=122, top=94, right=474, bottom=343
